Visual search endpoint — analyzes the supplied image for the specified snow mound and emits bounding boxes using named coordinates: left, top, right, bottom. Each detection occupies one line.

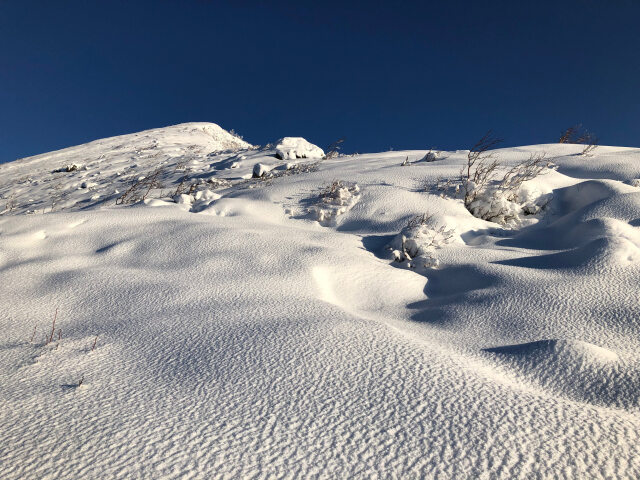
left=485, top=339, right=619, bottom=364
left=497, top=179, right=640, bottom=269
left=551, top=179, right=637, bottom=214
left=484, top=339, right=640, bottom=408
left=275, top=137, right=324, bottom=160
left=499, top=235, right=640, bottom=271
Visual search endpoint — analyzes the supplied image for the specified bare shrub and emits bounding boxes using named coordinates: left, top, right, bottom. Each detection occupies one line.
left=462, top=131, right=503, bottom=207
left=173, top=174, right=190, bottom=197
left=45, top=308, right=58, bottom=346
left=53, top=164, right=85, bottom=173
left=499, top=152, right=549, bottom=199
left=173, top=161, right=188, bottom=172
left=49, top=183, right=66, bottom=213
left=245, top=161, right=320, bottom=188
left=116, top=167, right=164, bottom=205
left=580, top=136, right=599, bottom=156
left=206, top=177, right=232, bottom=189
left=458, top=132, right=552, bottom=223
left=406, top=213, right=432, bottom=228
left=559, top=125, right=578, bottom=143
left=2, top=193, right=17, bottom=214
left=321, top=180, right=353, bottom=200
left=324, top=138, right=345, bottom=159
left=558, top=124, right=598, bottom=156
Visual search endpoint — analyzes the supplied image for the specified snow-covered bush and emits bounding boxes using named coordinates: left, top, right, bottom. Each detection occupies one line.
left=388, top=214, right=456, bottom=270
left=456, top=132, right=552, bottom=225
left=275, top=137, right=324, bottom=160
left=308, top=180, right=360, bottom=225
left=173, top=188, right=221, bottom=212
left=324, top=138, right=345, bottom=159
left=465, top=186, right=551, bottom=225
left=1, top=193, right=17, bottom=214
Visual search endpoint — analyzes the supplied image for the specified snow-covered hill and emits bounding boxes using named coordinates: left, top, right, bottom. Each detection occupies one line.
left=2, top=123, right=640, bottom=478
left=0, top=122, right=252, bottom=215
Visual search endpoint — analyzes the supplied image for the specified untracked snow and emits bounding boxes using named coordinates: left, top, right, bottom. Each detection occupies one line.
left=1, top=124, right=640, bottom=478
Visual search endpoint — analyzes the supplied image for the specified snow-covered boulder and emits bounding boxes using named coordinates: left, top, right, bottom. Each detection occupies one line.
left=252, top=163, right=273, bottom=178
left=275, top=137, right=324, bottom=160
left=422, top=151, right=439, bottom=162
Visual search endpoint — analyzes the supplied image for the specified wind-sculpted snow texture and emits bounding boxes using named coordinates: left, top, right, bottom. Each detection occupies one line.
left=1, top=124, right=640, bottom=478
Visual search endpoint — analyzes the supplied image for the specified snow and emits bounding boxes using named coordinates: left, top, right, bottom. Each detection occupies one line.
left=275, top=137, right=324, bottom=160
left=1, top=128, right=640, bottom=478
left=305, top=180, right=360, bottom=225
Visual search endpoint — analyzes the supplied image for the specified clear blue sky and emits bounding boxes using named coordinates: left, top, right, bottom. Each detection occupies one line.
left=1, top=0, right=639, bottom=162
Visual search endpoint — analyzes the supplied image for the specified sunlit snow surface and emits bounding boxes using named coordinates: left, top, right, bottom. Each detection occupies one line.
left=2, top=123, right=640, bottom=478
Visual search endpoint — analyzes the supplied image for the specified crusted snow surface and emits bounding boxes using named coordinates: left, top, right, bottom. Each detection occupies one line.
left=2, top=132, right=640, bottom=478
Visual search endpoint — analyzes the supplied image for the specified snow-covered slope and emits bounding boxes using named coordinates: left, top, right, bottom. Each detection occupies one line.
left=2, top=125, right=640, bottom=478
left=0, top=122, right=252, bottom=215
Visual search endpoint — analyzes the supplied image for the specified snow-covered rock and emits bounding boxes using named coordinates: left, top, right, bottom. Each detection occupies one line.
left=275, top=137, right=324, bottom=160
left=252, top=163, right=272, bottom=178
left=422, top=151, right=439, bottom=162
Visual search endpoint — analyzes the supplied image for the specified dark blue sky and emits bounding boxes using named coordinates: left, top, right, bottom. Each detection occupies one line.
left=1, top=0, right=639, bottom=162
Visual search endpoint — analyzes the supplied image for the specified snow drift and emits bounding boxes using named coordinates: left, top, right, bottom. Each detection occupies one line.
left=1, top=128, right=640, bottom=479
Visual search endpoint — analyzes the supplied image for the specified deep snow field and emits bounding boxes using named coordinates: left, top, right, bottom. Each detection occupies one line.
left=2, top=123, right=640, bottom=478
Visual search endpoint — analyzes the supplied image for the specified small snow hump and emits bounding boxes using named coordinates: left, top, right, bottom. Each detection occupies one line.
left=275, top=137, right=324, bottom=160
left=484, top=339, right=619, bottom=364
left=482, top=339, right=639, bottom=408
